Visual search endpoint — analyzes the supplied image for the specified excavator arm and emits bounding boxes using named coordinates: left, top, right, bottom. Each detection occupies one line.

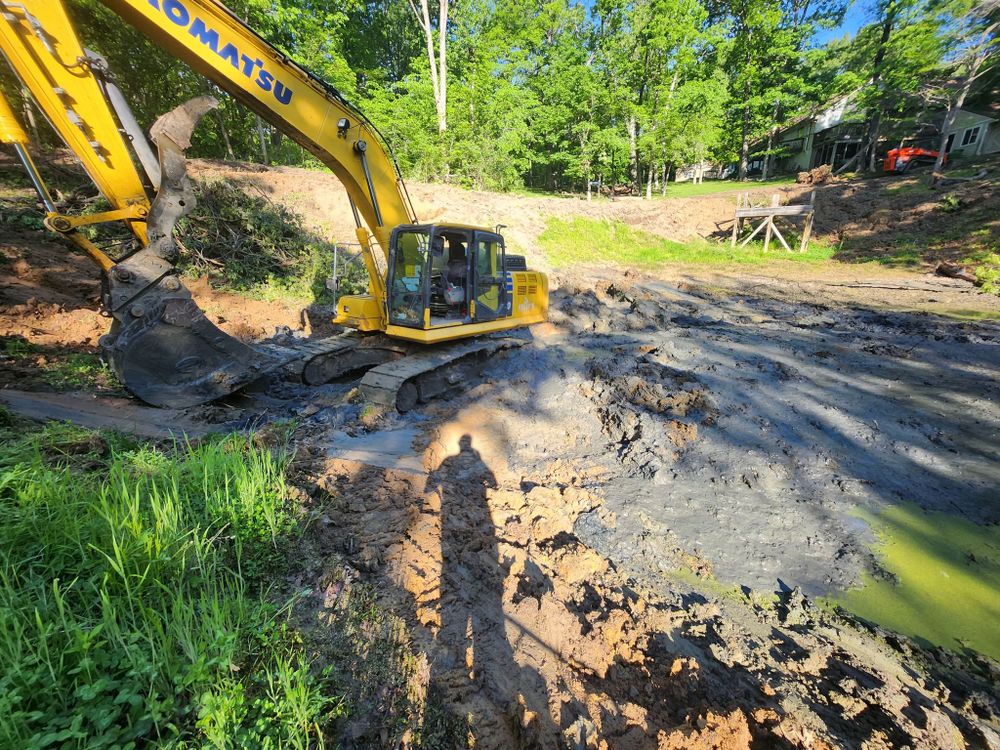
left=1, top=0, right=299, bottom=406
left=97, top=0, right=417, bottom=257
left=0, top=0, right=419, bottom=406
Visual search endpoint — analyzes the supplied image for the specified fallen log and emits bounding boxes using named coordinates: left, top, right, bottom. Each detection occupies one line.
left=931, top=168, right=989, bottom=187
left=936, top=261, right=979, bottom=286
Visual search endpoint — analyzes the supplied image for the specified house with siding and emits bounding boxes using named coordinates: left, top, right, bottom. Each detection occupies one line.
left=754, top=94, right=998, bottom=176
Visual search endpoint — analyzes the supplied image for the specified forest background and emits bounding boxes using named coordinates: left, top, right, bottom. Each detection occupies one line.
left=3, top=0, right=998, bottom=194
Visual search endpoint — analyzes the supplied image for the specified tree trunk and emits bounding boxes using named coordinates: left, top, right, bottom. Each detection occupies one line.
left=254, top=115, right=269, bottom=164
left=438, top=0, right=448, bottom=133
left=215, top=110, right=235, bottom=160
left=645, top=163, right=653, bottom=199
left=932, top=22, right=997, bottom=176
left=20, top=88, right=40, bottom=143
left=739, top=105, right=751, bottom=181
left=410, top=0, right=447, bottom=133
left=587, top=172, right=592, bottom=202
left=863, top=5, right=896, bottom=172
left=761, top=99, right=781, bottom=180
left=203, top=81, right=235, bottom=160
left=627, top=114, right=638, bottom=193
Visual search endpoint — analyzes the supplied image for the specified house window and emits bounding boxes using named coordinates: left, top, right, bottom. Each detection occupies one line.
left=961, top=126, right=981, bottom=147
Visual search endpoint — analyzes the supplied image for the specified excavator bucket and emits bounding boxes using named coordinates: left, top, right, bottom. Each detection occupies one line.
left=100, top=97, right=286, bottom=408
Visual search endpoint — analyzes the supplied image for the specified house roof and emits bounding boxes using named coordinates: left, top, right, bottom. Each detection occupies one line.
left=956, top=108, right=997, bottom=122
left=750, top=92, right=859, bottom=150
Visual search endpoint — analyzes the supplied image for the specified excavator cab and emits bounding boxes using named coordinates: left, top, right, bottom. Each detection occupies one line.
left=371, top=224, right=526, bottom=341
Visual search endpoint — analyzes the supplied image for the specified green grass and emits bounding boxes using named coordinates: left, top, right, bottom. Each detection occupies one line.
left=538, top=216, right=835, bottom=270
left=965, top=251, right=1000, bottom=294
left=1, top=338, right=114, bottom=391
left=883, top=180, right=931, bottom=196
left=0, top=412, right=467, bottom=747
left=834, top=503, right=1000, bottom=661
left=662, top=177, right=796, bottom=198
left=931, top=308, right=1000, bottom=321
left=0, top=416, right=343, bottom=748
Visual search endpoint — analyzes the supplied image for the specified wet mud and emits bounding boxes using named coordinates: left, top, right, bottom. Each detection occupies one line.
left=285, top=278, right=999, bottom=748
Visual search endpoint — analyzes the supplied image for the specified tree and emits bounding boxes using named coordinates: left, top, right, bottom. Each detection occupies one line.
left=846, top=0, right=945, bottom=171
left=408, top=0, right=449, bottom=133
left=19, top=0, right=974, bottom=193
left=930, top=0, right=999, bottom=175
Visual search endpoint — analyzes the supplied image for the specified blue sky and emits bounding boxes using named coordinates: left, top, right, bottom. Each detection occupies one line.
left=813, top=0, right=872, bottom=45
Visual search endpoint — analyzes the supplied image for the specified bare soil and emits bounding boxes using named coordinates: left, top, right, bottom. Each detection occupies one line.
left=187, top=158, right=1000, bottom=277
left=0, top=225, right=306, bottom=391
left=286, top=276, right=999, bottom=748
left=2, top=157, right=999, bottom=748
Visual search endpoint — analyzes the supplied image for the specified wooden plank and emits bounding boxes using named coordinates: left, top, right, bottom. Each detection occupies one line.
left=800, top=211, right=814, bottom=253
left=739, top=217, right=770, bottom=247
left=0, top=389, right=222, bottom=438
left=735, top=205, right=814, bottom=217
left=763, top=215, right=773, bottom=253
left=770, top=220, right=792, bottom=252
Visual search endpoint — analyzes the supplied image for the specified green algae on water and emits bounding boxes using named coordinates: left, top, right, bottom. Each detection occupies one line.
left=836, top=503, right=1000, bottom=661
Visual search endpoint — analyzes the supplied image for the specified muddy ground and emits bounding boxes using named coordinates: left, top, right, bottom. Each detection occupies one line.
left=7, top=267, right=997, bottom=747
left=270, top=276, right=998, bottom=749
left=2, top=157, right=1000, bottom=748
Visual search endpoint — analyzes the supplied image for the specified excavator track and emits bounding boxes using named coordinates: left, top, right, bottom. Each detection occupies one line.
left=360, top=336, right=526, bottom=412
left=300, top=335, right=415, bottom=385
left=255, top=332, right=414, bottom=385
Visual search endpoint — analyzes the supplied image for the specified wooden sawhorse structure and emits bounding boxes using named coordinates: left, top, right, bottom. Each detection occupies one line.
left=731, top=191, right=815, bottom=252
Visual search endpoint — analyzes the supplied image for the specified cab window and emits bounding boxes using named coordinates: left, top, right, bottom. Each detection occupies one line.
left=389, top=229, right=429, bottom=326
left=473, top=234, right=506, bottom=321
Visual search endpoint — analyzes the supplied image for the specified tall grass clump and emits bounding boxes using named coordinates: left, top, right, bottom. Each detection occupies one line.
left=0, top=417, right=343, bottom=748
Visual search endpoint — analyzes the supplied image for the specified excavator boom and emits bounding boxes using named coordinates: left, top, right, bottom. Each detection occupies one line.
left=99, top=0, right=417, bottom=256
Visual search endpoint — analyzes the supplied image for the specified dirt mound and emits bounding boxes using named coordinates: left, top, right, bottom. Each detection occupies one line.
left=0, top=226, right=308, bottom=356
left=813, top=171, right=999, bottom=265
left=797, top=165, right=834, bottom=185
left=187, top=160, right=804, bottom=267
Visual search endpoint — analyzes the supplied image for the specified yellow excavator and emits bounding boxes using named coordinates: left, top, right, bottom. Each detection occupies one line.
left=0, top=0, right=548, bottom=410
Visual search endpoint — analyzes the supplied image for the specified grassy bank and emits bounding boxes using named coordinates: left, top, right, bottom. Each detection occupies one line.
left=539, top=215, right=834, bottom=270
left=663, top=176, right=796, bottom=198
left=0, top=413, right=468, bottom=747
left=0, top=417, right=342, bottom=748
